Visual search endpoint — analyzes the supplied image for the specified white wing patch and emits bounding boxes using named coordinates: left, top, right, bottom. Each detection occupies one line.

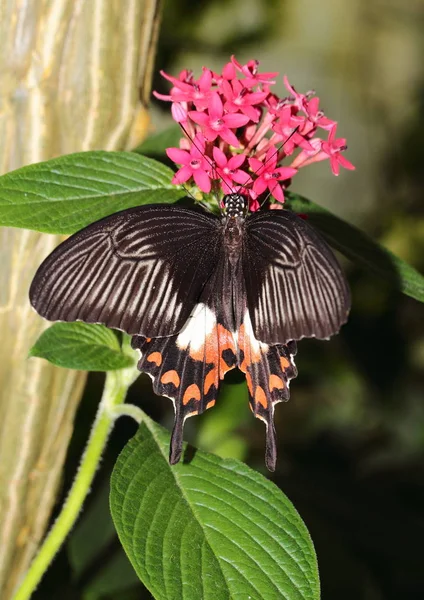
left=243, top=310, right=269, bottom=354
left=176, top=303, right=217, bottom=352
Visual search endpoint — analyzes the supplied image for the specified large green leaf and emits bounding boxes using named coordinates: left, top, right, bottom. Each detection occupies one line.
left=110, top=418, right=320, bottom=600
left=29, top=322, right=135, bottom=371
left=0, top=151, right=184, bottom=234
left=286, top=192, right=424, bottom=303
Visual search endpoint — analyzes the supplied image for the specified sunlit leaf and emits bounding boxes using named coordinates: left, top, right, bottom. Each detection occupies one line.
left=111, top=418, right=320, bottom=600
left=0, top=151, right=184, bottom=234
left=29, top=322, right=135, bottom=371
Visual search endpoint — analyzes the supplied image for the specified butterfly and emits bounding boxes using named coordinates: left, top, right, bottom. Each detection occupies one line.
left=29, top=193, right=350, bottom=471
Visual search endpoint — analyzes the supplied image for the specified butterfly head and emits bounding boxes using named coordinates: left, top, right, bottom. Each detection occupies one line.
left=222, top=193, right=247, bottom=219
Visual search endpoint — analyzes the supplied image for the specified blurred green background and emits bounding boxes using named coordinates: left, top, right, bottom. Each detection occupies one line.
left=34, top=1, right=424, bottom=598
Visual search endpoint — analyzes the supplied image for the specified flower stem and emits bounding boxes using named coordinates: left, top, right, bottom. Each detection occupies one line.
left=13, top=364, right=140, bottom=600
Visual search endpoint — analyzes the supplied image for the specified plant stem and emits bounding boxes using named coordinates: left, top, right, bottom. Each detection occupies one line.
left=13, top=364, right=140, bottom=600
left=111, top=403, right=144, bottom=423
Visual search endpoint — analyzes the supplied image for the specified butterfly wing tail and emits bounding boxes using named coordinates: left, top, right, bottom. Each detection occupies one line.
left=238, top=312, right=298, bottom=470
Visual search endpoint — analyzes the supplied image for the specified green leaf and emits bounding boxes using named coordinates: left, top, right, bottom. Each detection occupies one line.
left=29, top=322, right=135, bottom=371
left=286, top=192, right=424, bottom=303
left=134, top=125, right=182, bottom=157
left=0, top=151, right=184, bottom=234
left=110, top=418, right=320, bottom=600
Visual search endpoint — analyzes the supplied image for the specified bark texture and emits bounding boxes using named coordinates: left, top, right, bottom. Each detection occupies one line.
left=0, top=1, right=161, bottom=596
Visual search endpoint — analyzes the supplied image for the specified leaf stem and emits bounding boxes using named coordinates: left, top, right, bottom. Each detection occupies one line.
left=13, top=364, right=140, bottom=600
left=111, top=404, right=144, bottom=423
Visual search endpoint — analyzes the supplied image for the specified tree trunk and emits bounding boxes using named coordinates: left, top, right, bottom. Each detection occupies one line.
left=0, top=1, right=161, bottom=597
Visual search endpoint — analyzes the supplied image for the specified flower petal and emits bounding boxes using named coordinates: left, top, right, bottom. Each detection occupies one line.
left=166, top=147, right=190, bottom=165
left=264, top=147, right=278, bottom=169
left=202, top=127, right=219, bottom=142
left=232, top=170, right=251, bottom=185
left=160, top=70, right=193, bottom=91
left=152, top=91, right=172, bottom=101
left=173, top=165, right=193, bottom=184
left=208, top=92, right=223, bottom=118
left=193, top=169, right=211, bottom=193
left=248, top=157, right=263, bottom=172
left=188, top=111, right=209, bottom=125
left=227, top=154, right=246, bottom=169
left=223, top=113, right=250, bottom=128
left=268, top=181, right=284, bottom=202
left=337, top=155, right=355, bottom=170
left=241, top=104, right=261, bottom=123
left=212, top=146, right=227, bottom=168
left=171, top=102, right=188, bottom=123
left=218, top=127, right=240, bottom=147
left=330, top=155, right=340, bottom=176
left=222, top=61, right=236, bottom=79
left=273, top=167, right=297, bottom=180
left=253, top=177, right=267, bottom=195
left=199, top=68, right=212, bottom=91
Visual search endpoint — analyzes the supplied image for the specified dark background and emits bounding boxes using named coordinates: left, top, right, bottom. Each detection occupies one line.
left=35, top=1, right=424, bottom=598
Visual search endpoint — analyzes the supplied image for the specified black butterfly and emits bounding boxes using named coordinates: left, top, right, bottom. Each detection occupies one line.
left=30, top=194, right=350, bottom=470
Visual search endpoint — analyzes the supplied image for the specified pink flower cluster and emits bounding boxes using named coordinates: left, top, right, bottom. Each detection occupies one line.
left=154, top=56, right=355, bottom=211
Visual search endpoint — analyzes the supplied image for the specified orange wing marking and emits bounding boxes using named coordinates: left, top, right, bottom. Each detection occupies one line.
left=280, top=356, right=290, bottom=369
left=255, top=386, right=268, bottom=408
left=161, top=370, right=180, bottom=388
left=147, top=351, right=162, bottom=366
left=183, top=383, right=201, bottom=405
left=204, top=369, right=218, bottom=394
left=269, top=374, right=285, bottom=391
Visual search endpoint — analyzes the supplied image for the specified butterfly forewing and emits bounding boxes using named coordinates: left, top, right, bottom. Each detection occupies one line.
left=30, top=205, right=221, bottom=337
left=243, top=209, right=350, bottom=344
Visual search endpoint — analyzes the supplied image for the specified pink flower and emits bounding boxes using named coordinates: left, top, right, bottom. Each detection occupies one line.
left=302, top=97, right=335, bottom=134
left=222, top=79, right=269, bottom=123
left=248, top=196, right=261, bottom=212
left=249, top=148, right=297, bottom=202
left=166, top=134, right=212, bottom=192
left=155, top=56, right=354, bottom=207
left=290, top=137, right=323, bottom=169
left=171, top=102, right=188, bottom=123
left=154, top=68, right=214, bottom=111
left=212, top=147, right=250, bottom=194
left=213, top=61, right=237, bottom=84
left=272, top=105, right=313, bottom=155
left=321, top=125, right=355, bottom=175
left=189, top=92, right=250, bottom=147
left=283, top=75, right=311, bottom=111
left=231, top=56, right=277, bottom=89
left=290, top=127, right=355, bottom=175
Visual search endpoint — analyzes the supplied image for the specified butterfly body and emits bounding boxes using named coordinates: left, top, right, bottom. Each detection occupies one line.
left=30, top=195, right=350, bottom=470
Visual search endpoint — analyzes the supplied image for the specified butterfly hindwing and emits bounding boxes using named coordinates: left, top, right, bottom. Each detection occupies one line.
left=30, top=205, right=221, bottom=337
left=243, top=209, right=350, bottom=344
left=132, top=257, right=237, bottom=464
left=237, top=309, right=298, bottom=470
